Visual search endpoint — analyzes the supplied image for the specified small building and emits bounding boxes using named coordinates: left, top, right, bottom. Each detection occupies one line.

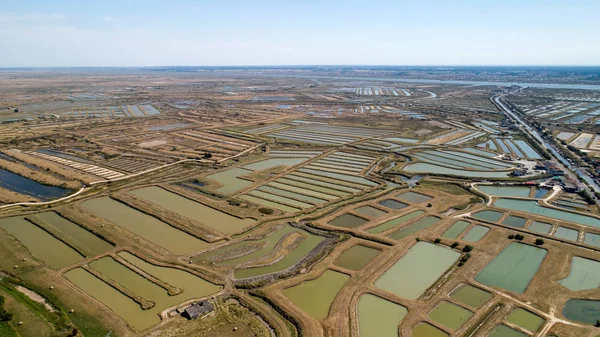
left=534, top=161, right=546, bottom=170
left=543, top=161, right=564, bottom=176
left=559, top=176, right=579, bottom=193
left=183, top=301, right=214, bottom=320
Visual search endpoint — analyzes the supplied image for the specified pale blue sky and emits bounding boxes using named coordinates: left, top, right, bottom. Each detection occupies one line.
left=1, top=0, right=599, bottom=67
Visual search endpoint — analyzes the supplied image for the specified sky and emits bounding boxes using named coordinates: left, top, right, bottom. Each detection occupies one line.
left=1, top=0, right=599, bottom=67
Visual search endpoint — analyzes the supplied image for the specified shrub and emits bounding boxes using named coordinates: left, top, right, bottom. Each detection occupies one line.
left=515, top=234, right=525, bottom=241
left=434, top=238, right=441, bottom=244
left=462, top=245, right=473, bottom=252
left=535, top=238, right=545, bottom=246
left=457, top=262, right=464, bottom=267
left=451, top=242, right=459, bottom=248
left=415, top=237, right=421, bottom=242
left=258, top=207, right=273, bottom=215
left=508, top=234, right=515, bottom=239
left=427, top=203, right=432, bottom=208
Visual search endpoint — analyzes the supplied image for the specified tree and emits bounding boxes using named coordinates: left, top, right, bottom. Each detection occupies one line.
left=258, top=207, right=273, bottom=215
left=515, top=234, right=525, bottom=241
left=595, top=319, right=600, bottom=327
left=462, top=245, right=473, bottom=252
left=451, top=242, right=459, bottom=248
left=434, top=238, right=441, bottom=244
left=535, top=238, right=545, bottom=246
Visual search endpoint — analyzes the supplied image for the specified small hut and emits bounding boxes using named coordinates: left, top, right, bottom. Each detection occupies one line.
left=183, top=301, right=214, bottom=320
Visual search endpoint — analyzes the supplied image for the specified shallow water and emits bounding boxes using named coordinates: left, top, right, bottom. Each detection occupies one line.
left=33, top=211, right=113, bottom=256
left=375, top=242, right=460, bottom=299
left=442, top=220, right=470, bottom=239
left=462, top=225, right=489, bottom=242
left=366, top=210, right=424, bottom=234
left=428, top=301, right=473, bottom=330
left=584, top=233, right=600, bottom=247
left=475, top=243, right=547, bottom=293
left=334, top=245, right=380, bottom=270
left=403, top=162, right=511, bottom=178
left=206, top=167, right=254, bottom=195
left=283, top=270, right=349, bottom=320
left=558, top=257, right=600, bottom=291
left=377, top=199, right=407, bottom=210
left=354, top=205, right=388, bottom=218
left=82, top=197, right=208, bottom=255
left=242, top=157, right=308, bottom=171
left=234, top=227, right=325, bottom=279
left=528, top=221, right=551, bottom=235
left=478, top=186, right=531, bottom=198
left=554, top=227, right=579, bottom=241
left=329, top=213, right=369, bottom=228
left=449, top=284, right=491, bottom=308
left=357, top=294, right=407, bottom=337
left=395, top=191, right=432, bottom=203
left=488, top=325, right=528, bottom=337
left=64, top=268, right=159, bottom=331
left=388, top=216, right=440, bottom=240
left=130, top=186, right=255, bottom=234
left=562, top=299, right=600, bottom=325
left=411, top=323, right=448, bottom=337
left=503, top=215, right=527, bottom=228
left=472, top=210, right=503, bottom=222
left=506, top=308, right=544, bottom=332
left=0, top=216, right=84, bottom=269
left=494, top=199, right=600, bottom=228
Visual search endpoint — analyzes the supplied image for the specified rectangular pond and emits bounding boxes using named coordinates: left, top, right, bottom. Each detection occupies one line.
left=130, top=186, right=255, bottom=234
left=366, top=210, right=424, bottom=234
left=283, top=270, right=349, bottom=320
left=64, top=268, right=159, bottom=331
left=403, top=163, right=511, bottom=178
left=354, top=205, right=388, bottom=218
left=503, top=215, right=527, bottom=228
left=475, top=243, right=547, bottom=294
left=395, top=191, right=432, bottom=203
left=388, top=216, right=440, bottom=240
left=32, top=211, right=113, bottom=256
left=528, top=221, right=552, bottom=235
left=81, top=197, right=208, bottom=255
left=377, top=199, right=407, bottom=210
left=0, top=216, right=84, bottom=269
left=489, top=325, right=528, bottom=337
left=584, top=233, right=600, bottom=247
left=328, top=213, right=369, bottom=228
left=472, top=210, right=503, bottom=222
left=558, top=257, right=600, bottom=291
left=334, top=245, right=380, bottom=271
left=206, top=167, right=253, bottom=195
left=477, top=186, right=531, bottom=198
left=506, top=308, right=544, bottom=332
left=428, top=301, right=473, bottom=330
left=449, top=284, right=491, bottom=309
left=494, top=199, right=600, bottom=228
left=357, top=294, right=407, bottom=337
left=442, top=220, right=470, bottom=239
left=375, top=242, right=460, bottom=299
left=554, top=227, right=579, bottom=241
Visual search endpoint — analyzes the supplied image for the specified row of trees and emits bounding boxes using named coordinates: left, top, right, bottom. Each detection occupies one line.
left=0, top=295, right=13, bottom=322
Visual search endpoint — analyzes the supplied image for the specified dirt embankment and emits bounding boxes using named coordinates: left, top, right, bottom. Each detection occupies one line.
left=5, top=149, right=98, bottom=184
